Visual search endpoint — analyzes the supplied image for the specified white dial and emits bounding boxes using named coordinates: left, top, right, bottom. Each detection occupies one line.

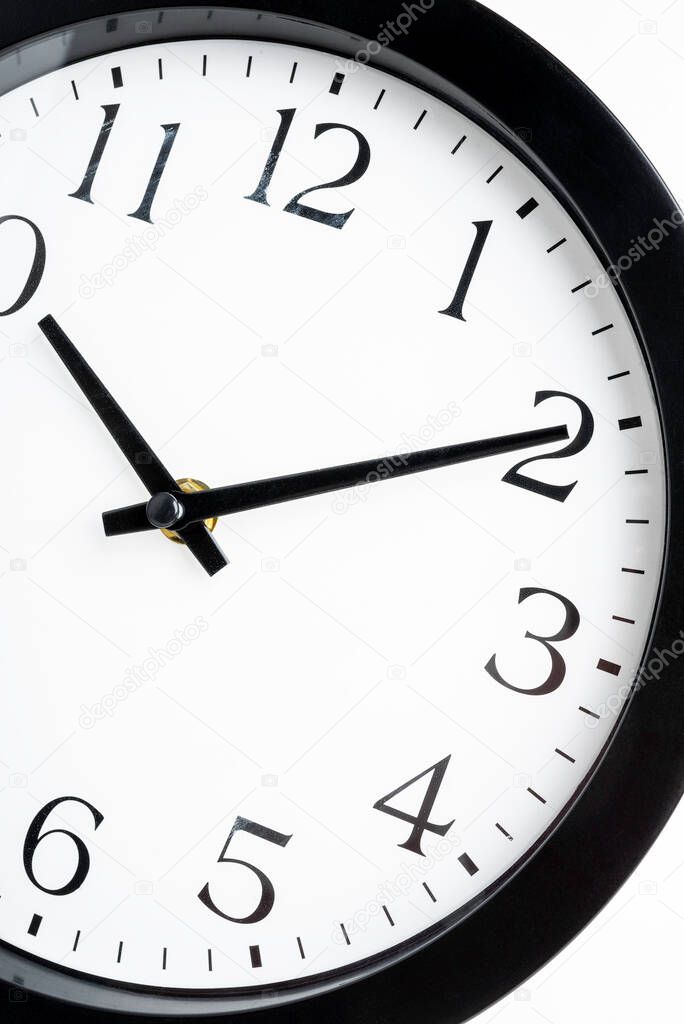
left=0, top=34, right=666, bottom=1002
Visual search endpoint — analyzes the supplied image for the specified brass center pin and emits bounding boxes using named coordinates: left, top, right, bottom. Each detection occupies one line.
left=162, top=478, right=218, bottom=543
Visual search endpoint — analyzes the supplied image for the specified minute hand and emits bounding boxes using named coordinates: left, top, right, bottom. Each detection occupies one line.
left=102, top=424, right=568, bottom=537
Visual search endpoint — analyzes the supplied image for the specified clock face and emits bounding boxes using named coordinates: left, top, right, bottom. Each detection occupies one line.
left=0, top=28, right=667, bottom=1007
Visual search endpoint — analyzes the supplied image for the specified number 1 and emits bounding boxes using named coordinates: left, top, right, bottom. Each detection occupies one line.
left=440, top=219, right=493, bottom=322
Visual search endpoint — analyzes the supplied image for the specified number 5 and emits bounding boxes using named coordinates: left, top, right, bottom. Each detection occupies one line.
left=198, top=816, right=292, bottom=924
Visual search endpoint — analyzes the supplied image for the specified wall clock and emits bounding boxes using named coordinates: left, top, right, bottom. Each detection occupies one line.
left=0, top=1, right=682, bottom=1021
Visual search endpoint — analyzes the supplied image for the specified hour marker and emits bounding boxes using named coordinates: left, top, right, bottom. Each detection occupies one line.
left=382, top=905, right=395, bottom=926
left=619, top=416, right=643, bottom=431
left=246, top=56, right=253, bottom=77
left=73, top=930, right=81, bottom=952
left=374, top=89, right=386, bottom=110
left=458, top=852, right=479, bottom=876
left=117, top=941, right=123, bottom=963
left=555, top=748, right=576, bottom=764
left=571, top=279, right=592, bottom=293
left=413, top=109, right=428, bottom=130
left=162, top=947, right=167, bottom=970
left=496, top=822, right=513, bottom=841
left=597, top=658, right=621, bottom=676
left=622, top=567, right=645, bottom=575
left=330, top=72, right=345, bottom=95
left=547, top=237, right=567, bottom=253
left=423, top=882, right=437, bottom=902
left=111, top=66, right=123, bottom=89
left=626, top=518, right=649, bottom=525
left=527, top=787, right=547, bottom=805
left=30, top=98, right=39, bottom=117
left=158, top=58, right=164, bottom=80
left=207, top=949, right=213, bottom=972
left=297, top=936, right=306, bottom=959
left=106, top=17, right=118, bottom=32
left=451, top=134, right=467, bottom=154
left=626, top=469, right=648, bottom=475
left=340, top=923, right=351, bottom=946
left=580, top=705, right=601, bottom=720
left=593, top=323, right=614, bottom=336
left=517, top=197, right=539, bottom=219
left=608, top=371, right=630, bottom=381
left=613, top=615, right=636, bottom=624
left=202, top=55, right=208, bottom=76
left=487, top=165, right=503, bottom=183
left=289, top=62, right=298, bottom=84
left=28, top=914, right=42, bottom=937
left=249, top=944, right=262, bottom=968
left=71, top=80, right=80, bottom=100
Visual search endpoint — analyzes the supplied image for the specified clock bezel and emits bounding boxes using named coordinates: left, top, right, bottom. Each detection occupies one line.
left=0, top=2, right=682, bottom=1021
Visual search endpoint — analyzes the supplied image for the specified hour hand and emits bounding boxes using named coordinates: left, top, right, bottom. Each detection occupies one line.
left=102, top=424, right=568, bottom=537
left=38, top=314, right=228, bottom=576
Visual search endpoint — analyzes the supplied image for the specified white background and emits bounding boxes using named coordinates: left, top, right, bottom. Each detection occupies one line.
left=474, top=2, right=683, bottom=1021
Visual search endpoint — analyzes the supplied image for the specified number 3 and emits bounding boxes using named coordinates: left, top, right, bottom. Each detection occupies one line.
left=485, top=587, right=580, bottom=696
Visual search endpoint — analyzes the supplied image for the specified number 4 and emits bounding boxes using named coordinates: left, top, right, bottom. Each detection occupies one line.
left=373, top=756, right=455, bottom=856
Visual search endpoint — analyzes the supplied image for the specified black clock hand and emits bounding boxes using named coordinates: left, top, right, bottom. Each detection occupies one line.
left=102, top=424, right=568, bottom=537
left=38, top=314, right=228, bottom=576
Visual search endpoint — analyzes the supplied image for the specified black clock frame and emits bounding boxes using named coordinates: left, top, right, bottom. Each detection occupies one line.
left=1, top=2, right=683, bottom=1022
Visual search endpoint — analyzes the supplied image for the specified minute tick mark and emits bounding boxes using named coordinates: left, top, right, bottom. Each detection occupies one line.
left=423, top=882, right=437, bottom=902
left=517, top=197, right=539, bottom=219
left=383, top=905, right=395, bottom=926
left=597, top=659, right=621, bottom=677
left=458, top=853, right=479, bottom=876
left=330, top=72, right=345, bottom=95
left=619, top=416, right=643, bottom=431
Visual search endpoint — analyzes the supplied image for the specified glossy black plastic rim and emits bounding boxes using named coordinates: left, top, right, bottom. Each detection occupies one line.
left=0, top=2, right=682, bottom=1021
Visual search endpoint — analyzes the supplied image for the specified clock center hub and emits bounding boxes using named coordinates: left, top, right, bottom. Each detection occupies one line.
left=148, top=478, right=218, bottom=542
